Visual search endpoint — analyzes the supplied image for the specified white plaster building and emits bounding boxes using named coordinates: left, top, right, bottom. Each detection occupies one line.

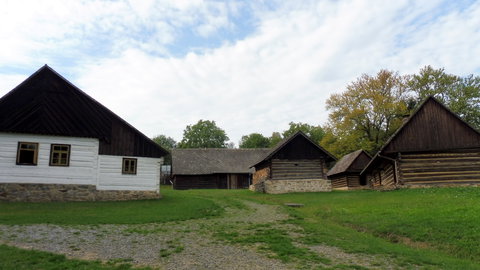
left=0, top=65, right=168, bottom=201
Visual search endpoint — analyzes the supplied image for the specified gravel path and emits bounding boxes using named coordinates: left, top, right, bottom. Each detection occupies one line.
left=0, top=200, right=398, bottom=269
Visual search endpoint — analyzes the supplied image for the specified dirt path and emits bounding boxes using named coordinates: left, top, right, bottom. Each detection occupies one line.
left=0, top=200, right=397, bottom=269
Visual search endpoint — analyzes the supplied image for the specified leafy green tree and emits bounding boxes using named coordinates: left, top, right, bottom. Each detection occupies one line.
left=269, top=132, right=283, bottom=147
left=324, top=70, right=410, bottom=156
left=239, top=133, right=270, bottom=148
left=408, top=66, right=480, bottom=128
left=282, top=122, right=325, bottom=144
left=178, top=120, right=229, bottom=148
left=152, top=134, right=176, bottom=164
left=152, top=134, right=176, bottom=149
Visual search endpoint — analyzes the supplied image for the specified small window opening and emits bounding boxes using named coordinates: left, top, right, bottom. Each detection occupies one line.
left=17, top=142, right=39, bottom=165
left=50, top=144, right=71, bottom=166
left=122, top=158, right=137, bottom=175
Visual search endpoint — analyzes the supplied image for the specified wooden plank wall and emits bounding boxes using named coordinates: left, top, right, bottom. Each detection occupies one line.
left=347, top=175, right=361, bottom=188
left=331, top=175, right=362, bottom=189
left=271, top=159, right=325, bottom=180
left=331, top=175, right=347, bottom=188
left=173, top=175, right=224, bottom=190
left=367, top=163, right=395, bottom=188
left=174, top=174, right=250, bottom=189
left=399, top=151, right=480, bottom=185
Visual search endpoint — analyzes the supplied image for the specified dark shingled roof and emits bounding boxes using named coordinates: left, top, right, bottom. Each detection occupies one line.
left=327, top=150, right=371, bottom=177
left=251, top=131, right=336, bottom=167
left=0, top=65, right=168, bottom=158
left=172, top=148, right=270, bottom=175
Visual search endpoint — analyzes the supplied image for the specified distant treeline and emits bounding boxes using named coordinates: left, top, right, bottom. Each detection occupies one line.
left=154, top=66, right=480, bottom=160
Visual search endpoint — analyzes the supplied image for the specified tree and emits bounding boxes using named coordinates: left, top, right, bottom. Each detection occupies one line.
left=282, top=122, right=325, bottom=144
left=152, top=134, right=176, bottom=165
left=323, top=70, right=410, bottom=156
left=152, top=134, right=176, bottom=149
left=178, top=120, right=229, bottom=148
left=239, top=133, right=270, bottom=148
left=269, top=132, right=283, bottom=147
left=408, top=66, right=480, bottom=128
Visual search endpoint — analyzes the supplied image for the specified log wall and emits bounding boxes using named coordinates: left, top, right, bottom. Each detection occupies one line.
left=271, top=159, right=326, bottom=180
left=173, top=173, right=249, bottom=190
left=331, top=174, right=362, bottom=189
left=367, top=163, right=395, bottom=189
left=331, top=175, right=347, bottom=189
left=398, top=151, right=480, bottom=185
left=347, top=175, right=362, bottom=188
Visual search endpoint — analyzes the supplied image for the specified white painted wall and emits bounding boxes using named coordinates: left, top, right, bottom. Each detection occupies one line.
left=0, top=132, right=163, bottom=192
left=97, top=155, right=162, bottom=191
left=0, top=133, right=99, bottom=185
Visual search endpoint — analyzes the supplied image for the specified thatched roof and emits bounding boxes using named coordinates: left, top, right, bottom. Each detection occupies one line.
left=172, top=148, right=270, bottom=175
left=327, top=150, right=371, bottom=177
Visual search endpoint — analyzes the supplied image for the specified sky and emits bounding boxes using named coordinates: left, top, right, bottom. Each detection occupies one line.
left=1, top=0, right=480, bottom=146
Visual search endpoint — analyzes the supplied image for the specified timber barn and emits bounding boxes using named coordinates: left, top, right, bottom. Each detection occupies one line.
left=327, top=150, right=371, bottom=189
left=251, top=131, right=336, bottom=194
left=361, top=96, right=480, bottom=189
left=171, top=148, right=269, bottom=189
left=0, top=65, right=168, bottom=202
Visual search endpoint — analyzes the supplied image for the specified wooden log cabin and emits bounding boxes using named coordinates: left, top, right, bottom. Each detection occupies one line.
left=251, top=131, right=336, bottom=193
left=327, top=150, right=371, bottom=189
left=361, top=96, right=480, bottom=189
left=171, top=148, right=269, bottom=189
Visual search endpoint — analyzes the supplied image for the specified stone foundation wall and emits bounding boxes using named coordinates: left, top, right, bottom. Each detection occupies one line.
left=263, top=179, right=332, bottom=194
left=0, top=183, right=160, bottom=202
left=399, top=183, right=480, bottom=189
left=249, top=181, right=264, bottom=193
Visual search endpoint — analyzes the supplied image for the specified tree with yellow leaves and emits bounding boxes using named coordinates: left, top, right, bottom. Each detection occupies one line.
left=321, top=70, right=410, bottom=157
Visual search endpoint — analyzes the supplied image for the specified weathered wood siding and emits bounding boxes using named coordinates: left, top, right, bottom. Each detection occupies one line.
left=99, top=119, right=166, bottom=158
left=331, top=175, right=347, bottom=189
left=347, top=175, right=361, bottom=187
left=271, top=159, right=326, bottom=180
left=173, top=174, right=249, bottom=190
left=384, top=98, right=480, bottom=153
left=271, top=136, right=330, bottom=160
left=0, top=133, right=98, bottom=185
left=330, top=174, right=361, bottom=189
left=97, top=155, right=162, bottom=191
left=367, top=163, right=395, bottom=188
left=398, top=151, right=480, bottom=185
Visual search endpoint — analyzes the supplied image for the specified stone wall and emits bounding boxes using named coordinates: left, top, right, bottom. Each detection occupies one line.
left=0, top=183, right=160, bottom=202
left=263, top=179, right=331, bottom=194
left=249, top=181, right=265, bottom=193
left=252, top=166, right=270, bottom=185
left=399, top=183, right=480, bottom=189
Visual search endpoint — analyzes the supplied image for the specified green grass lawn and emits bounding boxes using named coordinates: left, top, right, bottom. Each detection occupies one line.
left=0, top=244, right=150, bottom=270
left=1, top=186, right=480, bottom=269
left=0, top=186, right=221, bottom=224
left=228, top=187, right=480, bottom=269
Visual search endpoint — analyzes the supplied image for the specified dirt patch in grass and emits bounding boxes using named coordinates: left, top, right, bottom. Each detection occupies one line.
left=0, top=200, right=403, bottom=269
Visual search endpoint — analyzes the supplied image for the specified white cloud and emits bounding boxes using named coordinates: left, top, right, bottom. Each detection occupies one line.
left=0, top=0, right=237, bottom=67
left=1, top=0, right=480, bottom=145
